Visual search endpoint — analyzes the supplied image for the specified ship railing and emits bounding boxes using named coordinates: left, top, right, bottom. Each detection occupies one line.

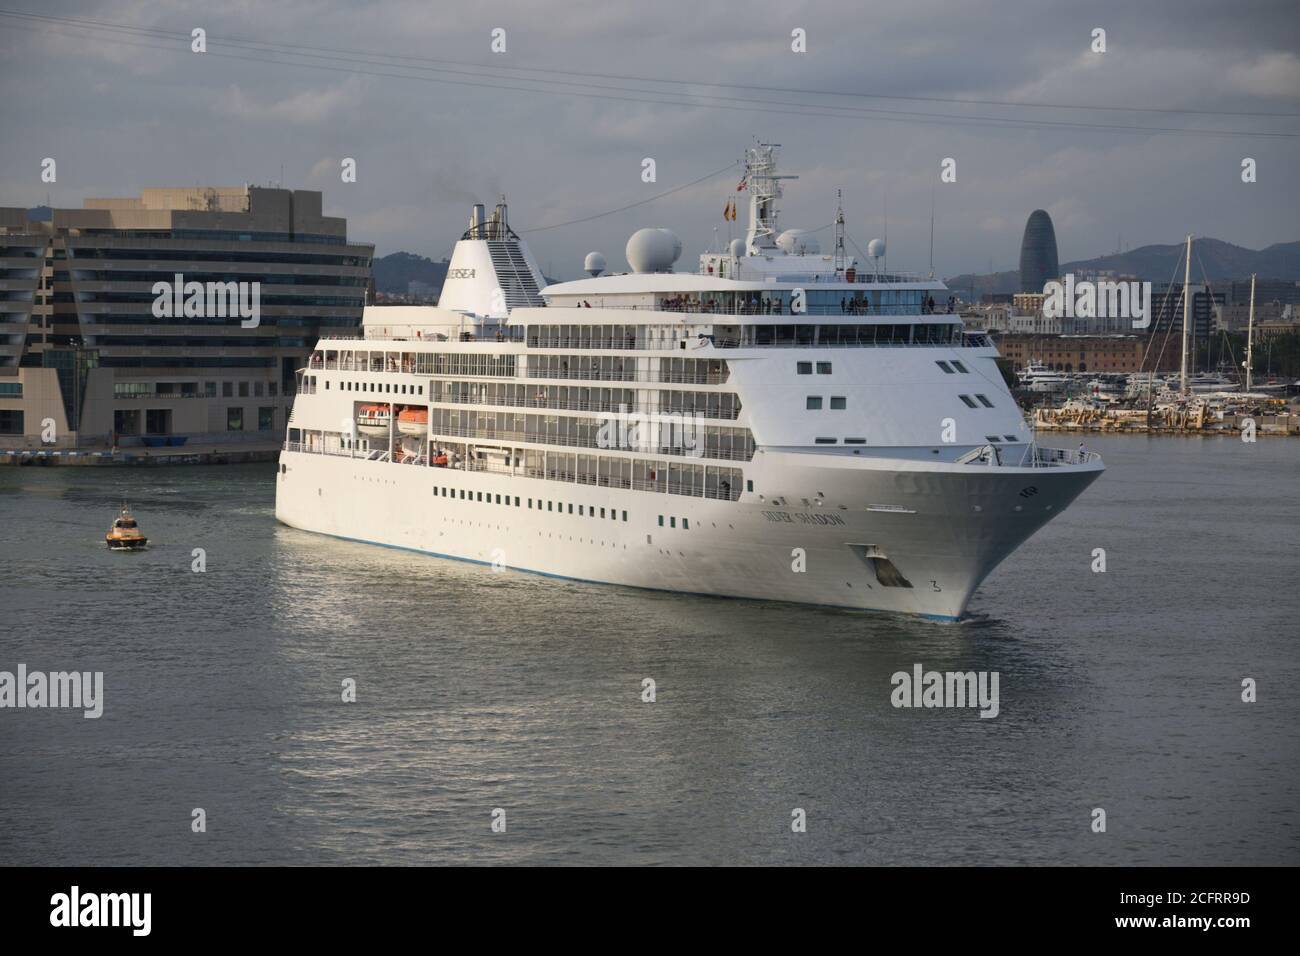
left=706, top=336, right=963, bottom=348
left=455, top=462, right=741, bottom=500
left=1022, top=444, right=1104, bottom=468
left=428, top=424, right=754, bottom=461
left=311, top=357, right=423, bottom=373
left=282, top=439, right=744, bottom=499
left=517, top=466, right=742, bottom=501
left=431, top=393, right=740, bottom=419
left=321, top=331, right=528, bottom=344
left=523, top=368, right=731, bottom=385
left=528, top=337, right=966, bottom=349
left=553, top=303, right=944, bottom=317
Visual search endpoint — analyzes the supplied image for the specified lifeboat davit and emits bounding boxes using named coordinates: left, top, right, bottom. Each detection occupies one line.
left=396, top=406, right=428, bottom=437
left=356, top=403, right=391, bottom=436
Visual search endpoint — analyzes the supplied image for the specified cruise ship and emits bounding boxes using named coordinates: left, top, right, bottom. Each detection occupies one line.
left=276, top=145, right=1103, bottom=620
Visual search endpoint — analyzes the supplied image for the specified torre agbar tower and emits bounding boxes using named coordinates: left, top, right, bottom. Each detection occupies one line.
left=1018, top=209, right=1060, bottom=295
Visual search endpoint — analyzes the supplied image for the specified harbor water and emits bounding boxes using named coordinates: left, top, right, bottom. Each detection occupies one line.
left=1, top=434, right=1297, bottom=865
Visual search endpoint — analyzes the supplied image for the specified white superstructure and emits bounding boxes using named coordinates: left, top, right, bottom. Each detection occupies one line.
left=276, top=145, right=1103, bottom=620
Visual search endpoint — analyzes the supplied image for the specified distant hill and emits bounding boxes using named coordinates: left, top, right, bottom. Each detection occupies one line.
left=373, top=252, right=448, bottom=294
left=946, top=238, right=1300, bottom=297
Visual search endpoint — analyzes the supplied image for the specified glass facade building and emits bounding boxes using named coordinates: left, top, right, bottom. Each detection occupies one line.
left=0, top=187, right=372, bottom=446
left=1018, top=209, right=1060, bottom=295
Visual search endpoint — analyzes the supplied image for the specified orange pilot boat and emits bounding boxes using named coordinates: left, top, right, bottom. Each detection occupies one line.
left=105, top=503, right=148, bottom=551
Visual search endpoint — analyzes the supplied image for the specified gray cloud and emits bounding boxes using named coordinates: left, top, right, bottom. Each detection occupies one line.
left=2, top=0, right=1297, bottom=279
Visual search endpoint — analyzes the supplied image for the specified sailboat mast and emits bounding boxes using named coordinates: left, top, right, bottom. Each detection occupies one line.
left=1245, top=272, right=1256, bottom=393
left=1180, top=234, right=1192, bottom=394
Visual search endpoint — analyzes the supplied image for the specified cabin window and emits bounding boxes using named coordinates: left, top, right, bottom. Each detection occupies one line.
left=959, top=395, right=978, bottom=408
left=830, top=396, right=846, bottom=410
left=658, top=515, right=664, bottom=526
left=951, top=360, right=968, bottom=373
left=796, top=361, right=812, bottom=374
left=936, top=361, right=954, bottom=374
left=976, top=394, right=994, bottom=408
left=806, top=396, right=823, bottom=410
left=815, top=437, right=837, bottom=444
left=845, top=438, right=866, bottom=444
left=816, top=362, right=832, bottom=374
left=622, top=511, right=628, bottom=521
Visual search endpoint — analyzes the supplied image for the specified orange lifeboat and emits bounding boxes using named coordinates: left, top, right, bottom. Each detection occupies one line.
left=356, top=403, right=391, bottom=436
left=396, top=406, right=428, bottom=437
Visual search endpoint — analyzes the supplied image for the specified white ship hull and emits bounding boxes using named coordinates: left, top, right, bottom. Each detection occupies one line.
left=277, top=448, right=1100, bottom=620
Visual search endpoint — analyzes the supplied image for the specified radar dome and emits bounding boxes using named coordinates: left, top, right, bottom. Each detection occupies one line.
left=777, top=229, right=820, bottom=255
left=728, top=238, right=745, bottom=258
left=626, top=228, right=682, bottom=273
left=866, top=238, right=886, bottom=259
left=583, top=251, right=607, bottom=277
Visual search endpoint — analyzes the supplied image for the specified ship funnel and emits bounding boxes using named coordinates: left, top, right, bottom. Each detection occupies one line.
left=469, top=203, right=486, bottom=237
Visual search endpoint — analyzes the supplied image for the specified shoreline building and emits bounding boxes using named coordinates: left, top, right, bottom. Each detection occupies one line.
left=993, top=333, right=1146, bottom=374
left=0, top=187, right=371, bottom=449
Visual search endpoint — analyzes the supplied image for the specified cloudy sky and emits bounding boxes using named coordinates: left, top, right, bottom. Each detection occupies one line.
left=2, top=0, right=1298, bottom=279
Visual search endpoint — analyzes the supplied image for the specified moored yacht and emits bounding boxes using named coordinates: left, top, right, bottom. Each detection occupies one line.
left=1019, top=362, right=1071, bottom=394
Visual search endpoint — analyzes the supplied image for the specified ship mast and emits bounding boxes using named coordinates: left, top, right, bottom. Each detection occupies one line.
left=833, top=189, right=847, bottom=276
left=743, top=143, right=797, bottom=255
left=1179, top=234, right=1192, bottom=394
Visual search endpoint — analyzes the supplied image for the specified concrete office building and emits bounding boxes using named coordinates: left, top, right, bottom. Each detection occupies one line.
left=0, top=187, right=371, bottom=451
